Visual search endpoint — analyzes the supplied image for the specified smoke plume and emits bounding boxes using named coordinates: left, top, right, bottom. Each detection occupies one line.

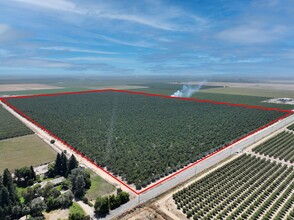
left=171, top=81, right=207, bottom=98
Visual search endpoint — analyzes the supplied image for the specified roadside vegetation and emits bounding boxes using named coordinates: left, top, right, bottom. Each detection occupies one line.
left=0, top=106, right=33, bottom=140
left=6, top=91, right=285, bottom=189
left=173, top=154, right=294, bottom=219
left=94, top=188, right=129, bottom=216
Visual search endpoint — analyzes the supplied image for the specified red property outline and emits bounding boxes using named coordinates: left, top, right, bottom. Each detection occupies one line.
left=1, top=89, right=293, bottom=195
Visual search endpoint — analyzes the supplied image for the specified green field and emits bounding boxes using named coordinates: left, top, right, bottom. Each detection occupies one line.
left=69, top=202, right=85, bottom=216
left=130, top=83, right=294, bottom=110
left=0, top=134, right=56, bottom=172
left=200, top=87, right=294, bottom=98
left=86, top=169, right=115, bottom=201
left=0, top=106, right=33, bottom=140
left=6, top=91, right=286, bottom=189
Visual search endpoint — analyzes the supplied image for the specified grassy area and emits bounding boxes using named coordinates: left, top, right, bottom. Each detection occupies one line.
left=86, top=169, right=115, bottom=201
left=0, top=134, right=56, bottom=173
left=200, top=87, right=294, bottom=98
left=69, top=202, right=85, bottom=216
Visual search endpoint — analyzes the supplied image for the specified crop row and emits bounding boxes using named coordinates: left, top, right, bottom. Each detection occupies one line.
left=252, top=131, right=294, bottom=163
left=5, top=92, right=285, bottom=189
left=0, top=106, right=33, bottom=140
left=287, top=123, right=294, bottom=131
left=173, top=155, right=294, bottom=220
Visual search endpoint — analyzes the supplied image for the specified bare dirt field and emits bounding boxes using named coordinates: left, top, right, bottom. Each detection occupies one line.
left=117, top=206, right=167, bottom=220
left=43, top=209, right=69, bottom=220
left=0, top=84, right=63, bottom=92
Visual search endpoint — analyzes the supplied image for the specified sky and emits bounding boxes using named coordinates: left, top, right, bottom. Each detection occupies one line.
left=0, top=0, right=293, bottom=78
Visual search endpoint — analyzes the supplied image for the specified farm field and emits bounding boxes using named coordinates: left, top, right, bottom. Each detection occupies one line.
left=0, top=83, right=62, bottom=92
left=199, top=87, right=294, bottom=98
left=132, top=84, right=294, bottom=110
left=130, top=83, right=220, bottom=95
left=0, top=134, right=56, bottom=172
left=173, top=154, right=294, bottom=220
left=4, top=91, right=287, bottom=189
left=0, top=105, right=33, bottom=140
left=0, top=85, right=147, bottom=97
left=0, top=87, right=88, bottom=97
left=287, top=123, right=294, bottom=131
left=252, top=131, right=294, bottom=163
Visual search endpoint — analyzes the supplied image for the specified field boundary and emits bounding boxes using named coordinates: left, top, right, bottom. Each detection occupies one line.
left=0, top=89, right=293, bottom=195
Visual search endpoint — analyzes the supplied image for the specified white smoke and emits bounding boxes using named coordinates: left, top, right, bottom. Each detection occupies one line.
left=171, top=81, right=207, bottom=97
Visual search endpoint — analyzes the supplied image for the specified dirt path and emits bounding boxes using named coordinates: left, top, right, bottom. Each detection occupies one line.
left=76, top=200, right=95, bottom=219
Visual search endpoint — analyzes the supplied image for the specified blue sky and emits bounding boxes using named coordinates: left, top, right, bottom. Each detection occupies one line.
left=0, top=0, right=293, bottom=77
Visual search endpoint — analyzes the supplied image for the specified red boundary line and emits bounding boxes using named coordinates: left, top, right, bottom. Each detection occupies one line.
left=1, top=89, right=293, bottom=195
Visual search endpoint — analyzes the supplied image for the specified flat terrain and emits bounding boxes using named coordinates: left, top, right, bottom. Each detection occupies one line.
left=0, top=134, right=56, bottom=172
left=0, top=105, right=33, bottom=140
left=200, top=87, right=294, bottom=98
left=171, top=81, right=294, bottom=91
left=5, top=91, right=286, bottom=190
left=0, top=84, right=62, bottom=92
left=85, top=169, right=116, bottom=201
left=173, top=154, right=294, bottom=219
left=132, top=83, right=294, bottom=110
left=0, top=85, right=147, bottom=97
left=150, top=123, right=294, bottom=220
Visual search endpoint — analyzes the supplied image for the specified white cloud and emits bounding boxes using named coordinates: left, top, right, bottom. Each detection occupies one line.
left=40, top=46, right=118, bottom=55
left=0, top=24, right=26, bottom=42
left=2, top=58, right=73, bottom=68
left=66, top=57, right=128, bottom=62
left=95, top=34, right=154, bottom=48
left=10, top=0, right=207, bottom=32
left=218, top=25, right=288, bottom=44
left=12, top=0, right=79, bottom=13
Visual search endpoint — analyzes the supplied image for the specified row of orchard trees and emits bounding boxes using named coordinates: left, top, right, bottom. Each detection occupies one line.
left=8, top=92, right=285, bottom=189
left=0, top=106, right=33, bottom=140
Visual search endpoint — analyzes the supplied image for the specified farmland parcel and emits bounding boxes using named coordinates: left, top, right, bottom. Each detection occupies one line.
left=4, top=91, right=287, bottom=189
